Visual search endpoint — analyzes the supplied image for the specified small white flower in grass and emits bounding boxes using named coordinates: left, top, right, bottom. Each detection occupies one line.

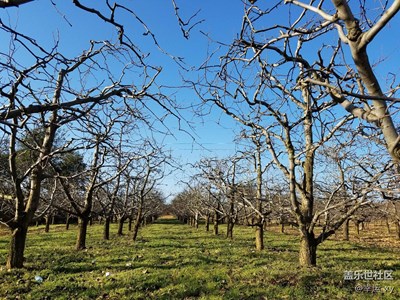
left=105, top=272, right=111, bottom=277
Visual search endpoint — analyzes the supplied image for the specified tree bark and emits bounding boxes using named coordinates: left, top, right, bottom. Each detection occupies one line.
left=128, top=217, right=133, bottom=231
left=214, top=207, right=219, bottom=235
left=118, top=217, right=126, bottom=236
left=299, top=232, right=317, bottom=267
left=385, top=217, right=391, bottom=235
left=76, top=216, right=89, bottom=250
left=132, top=204, right=143, bottom=242
left=132, top=218, right=141, bottom=242
left=255, top=224, right=264, bottom=251
left=205, top=214, right=210, bottom=232
left=355, top=221, right=360, bottom=235
left=194, top=212, right=199, bottom=229
left=103, top=217, right=111, bottom=240
left=6, top=226, right=28, bottom=269
left=45, top=215, right=51, bottom=233
left=226, top=217, right=234, bottom=239
left=65, top=214, right=71, bottom=230
left=343, top=219, right=350, bottom=241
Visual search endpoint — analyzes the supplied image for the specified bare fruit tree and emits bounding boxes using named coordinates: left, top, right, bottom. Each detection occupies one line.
left=239, top=0, right=400, bottom=161
left=193, top=3, right=400, bottom=266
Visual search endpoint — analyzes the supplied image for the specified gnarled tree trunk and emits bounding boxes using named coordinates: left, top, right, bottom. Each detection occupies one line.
left=6, top=226, right=28, bottom=269
left=103, top=217, right=111, bottom=240
left=299, top=232, right=317, bottom=267
left=76, top=216, right=89, bottom=250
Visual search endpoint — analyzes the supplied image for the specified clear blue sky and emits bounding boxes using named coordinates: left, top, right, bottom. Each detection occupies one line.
left=2, top=0, right=399, bottom=201
left=1, top=0, right=249, bottom=200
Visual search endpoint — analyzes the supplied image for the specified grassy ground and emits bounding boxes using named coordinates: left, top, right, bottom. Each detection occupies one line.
left=0, top=219, right=399, bottom=299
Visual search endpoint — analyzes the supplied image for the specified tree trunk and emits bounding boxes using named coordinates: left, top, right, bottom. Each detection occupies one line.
left=226, top=218, right=234, bottom=239
left=281, top=222, right=285, bottom=233
left=118, top=217, right=125, bottom=236
left=343, top=219, right=350, bottom=241
left=65, top=214, right=70, bottom=230
left=132, top=218, right=141, bottom=242
left=299, top=232, right=317, bottom=267
left=214, top=218, right=219, bottom=235
left=76, top=216, right=89, bottom=250
left=385, top=217, right=390, bottom=235
left=132, top=204, right=143, bottom=242
left=205, top=215, right=210, bottom=232
left=6, top=226, right=28, bottom=269
left=45, top=215, right=51, bottom=233
left=103, top=217, right=111, bottom=240
left=128, top=217, right=133, bottom=231
left=255, top=224, right=264, bottom=251
left=355, top=221, right=360, bottom=235
left=396, top=221, right=400, bottom=240
left=194, top=213, right=199, bottom=229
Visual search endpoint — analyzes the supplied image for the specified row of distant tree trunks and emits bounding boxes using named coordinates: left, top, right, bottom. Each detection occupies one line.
left=179, top=215, right=400, bottom=244
left=0, top=214, right=160, bottom=237
left=0, top=216, right=398, bottom=244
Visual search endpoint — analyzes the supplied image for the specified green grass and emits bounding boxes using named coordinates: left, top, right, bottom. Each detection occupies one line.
left=0, top=220, right=399, bottom=299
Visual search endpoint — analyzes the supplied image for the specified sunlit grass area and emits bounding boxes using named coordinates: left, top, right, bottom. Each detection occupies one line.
left=0, top=219, right=399, bottom=299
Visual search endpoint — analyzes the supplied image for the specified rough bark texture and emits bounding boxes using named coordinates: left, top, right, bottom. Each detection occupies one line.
left=226, top=219, right=234, bottom=239
left=128, top=218, right=133, bottom=231
left=332, top=0, right=400, bottom=161
left=103, top=217, right=111, bottom=240
left=343, top=219, right=350, bottom=241
left=65, top=215, right=71, bottom=230
left=6, top=226, right=28, bottom=269
left=255, top=225, right=264, bottom=251
left=385, top=217, right=391, bottom=235
left=45, top=216, right=51, bottom=233
left=132, top=204, right=143, bottom=242
left=299, top=232, right=317, bottom=267
left=132, top=218, right=141, bottom=242
left=118, top=217, right=126, bottom=236
left=76, top=216, right=89, bottom=250
left=355, top=221, right=360, bottom=235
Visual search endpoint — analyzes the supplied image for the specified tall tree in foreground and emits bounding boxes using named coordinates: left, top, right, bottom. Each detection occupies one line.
left=239, top=0, right=400, bottom=161
left=195, top=16, right=394, bottom=267
left=0, top=40, right=135, bottom=268
left=0, top=0, right=186, bottom=267
left=193, top=0, right=400, bottom=266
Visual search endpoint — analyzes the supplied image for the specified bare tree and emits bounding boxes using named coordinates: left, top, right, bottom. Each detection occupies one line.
left=132, top=144, right=171, bottom=241
left=229, top=1, right=400, bottom=161
left=193, top=16, right=396, bottom=266
left=0, top=40, right=137, bottom=268
left=55, top=108, right=141, bottom=250
left=237, top=129, right=273, bottom=250
left=0, top=0, right=184, bottom=268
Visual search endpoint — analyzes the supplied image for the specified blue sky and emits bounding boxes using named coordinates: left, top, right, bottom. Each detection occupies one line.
left=1, top=0, right=399, bottom=201
left=1, top=0, right=249, bottom=199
